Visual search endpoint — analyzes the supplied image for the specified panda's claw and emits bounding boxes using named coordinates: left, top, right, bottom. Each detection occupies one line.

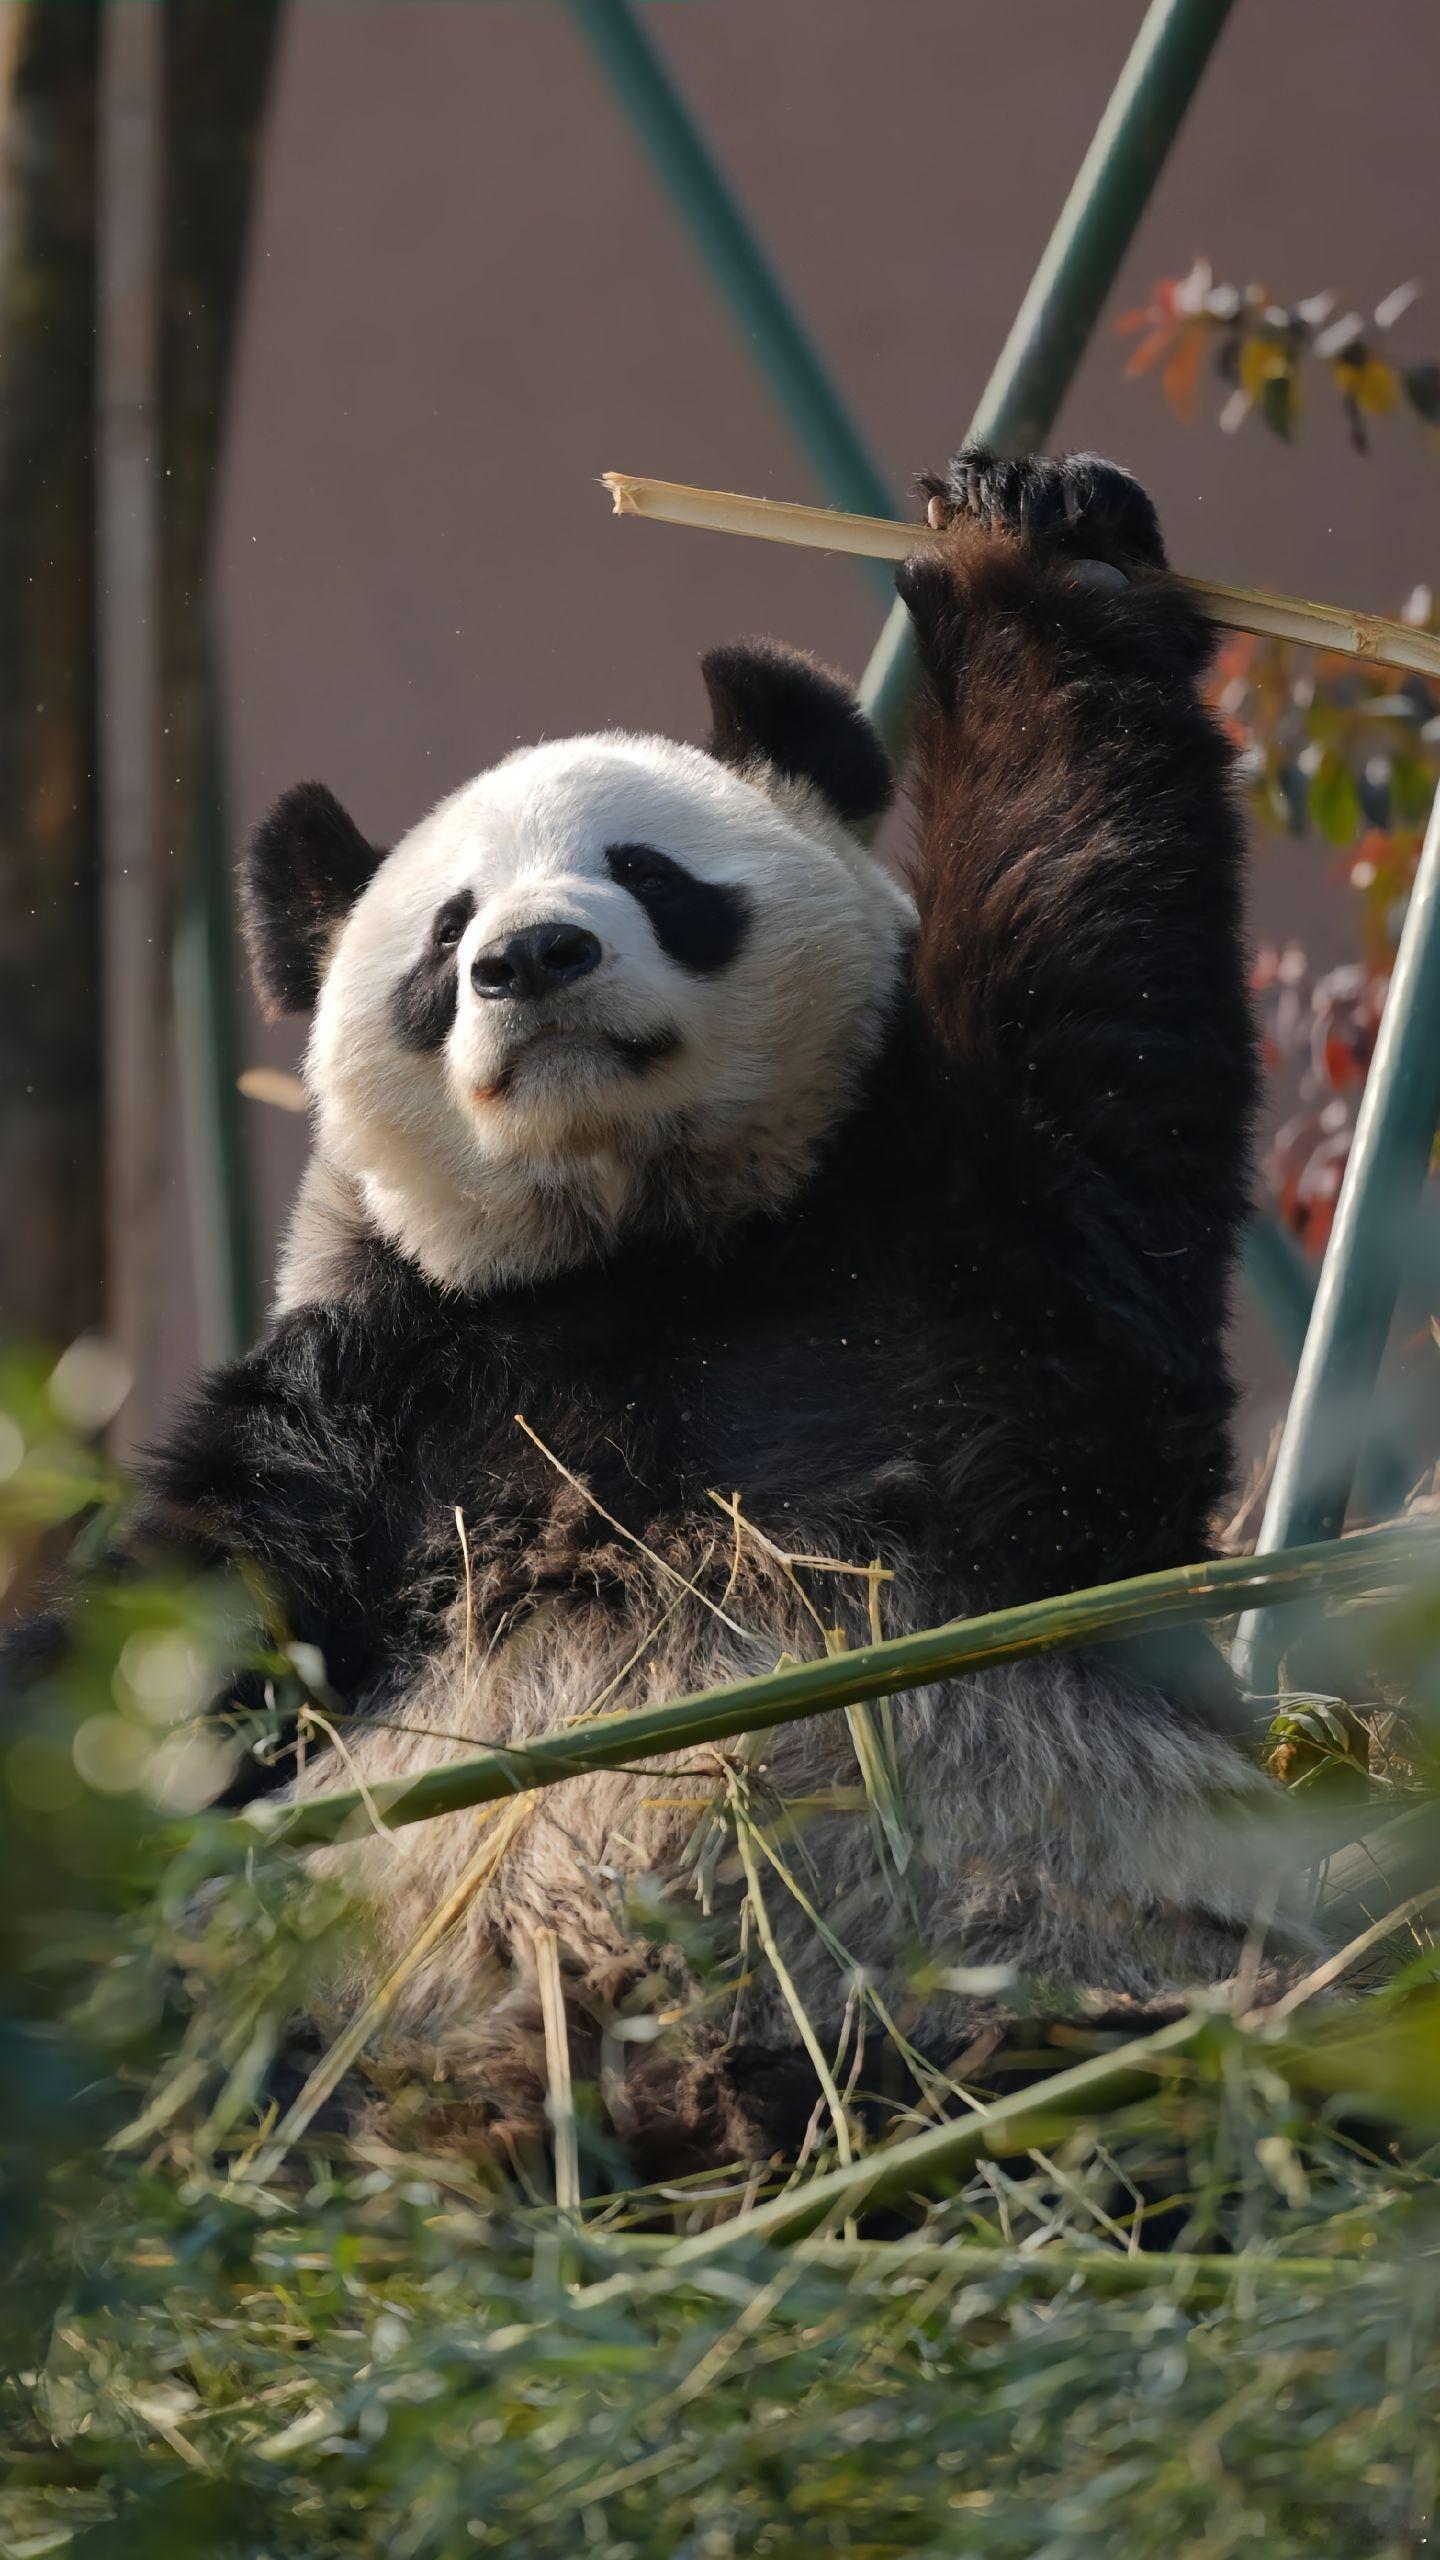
left=925, top=446, right=1168, bottom=571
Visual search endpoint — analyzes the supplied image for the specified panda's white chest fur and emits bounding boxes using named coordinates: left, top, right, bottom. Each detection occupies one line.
left=297, top=1542, right=1288, bottom=2081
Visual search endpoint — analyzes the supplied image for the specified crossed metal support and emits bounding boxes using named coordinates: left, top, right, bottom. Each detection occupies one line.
left=1234, top=780, right=1440, bottom=1687
left=575, top=0, right=1440, bottom=1650
left=181, top=1, right=1439, bottom=1651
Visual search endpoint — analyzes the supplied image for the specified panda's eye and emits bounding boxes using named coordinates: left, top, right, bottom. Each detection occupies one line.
left=606, top=844, right=678, bottom=896
left=432, top=895, right=473, bottom=950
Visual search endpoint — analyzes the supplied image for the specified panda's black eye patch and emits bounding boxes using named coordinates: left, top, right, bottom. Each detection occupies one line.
left=391, top=890, right=474, bottom=1052
left=604, top=843, right=749, bottom=976
left=432, top=891, right=474, bottom=950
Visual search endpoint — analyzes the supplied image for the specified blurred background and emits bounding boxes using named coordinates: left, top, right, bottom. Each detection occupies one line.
left=3, top=0, right=1438, bottom=1477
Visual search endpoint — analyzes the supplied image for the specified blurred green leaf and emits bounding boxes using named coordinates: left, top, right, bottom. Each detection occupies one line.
left=1391, top=753, right=1436, bottom=825
left=1308, top=749, right=1363, bottom=846
left=1261, top=359, right=1298, bottom=441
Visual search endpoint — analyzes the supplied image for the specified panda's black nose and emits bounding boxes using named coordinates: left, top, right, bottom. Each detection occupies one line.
left=471, top=922, right=603, bottom=1001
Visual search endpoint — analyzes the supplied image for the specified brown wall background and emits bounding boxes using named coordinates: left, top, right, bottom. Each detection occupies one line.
left=173, top=0, right=1440, bottom=1472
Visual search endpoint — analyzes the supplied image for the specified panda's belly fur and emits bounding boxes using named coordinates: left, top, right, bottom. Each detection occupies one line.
left=301, top=1540, right=1286, bottom=2084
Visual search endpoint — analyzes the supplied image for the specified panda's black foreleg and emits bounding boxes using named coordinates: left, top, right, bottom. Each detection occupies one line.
left=898, top=446, right=1254, bottom=1290
left=894, top=448, right=1257, bottom=1581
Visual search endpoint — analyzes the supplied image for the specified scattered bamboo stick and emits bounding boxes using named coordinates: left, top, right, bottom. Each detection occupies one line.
left=224, top=1802, right=532, bottom=2189
left=238, top=1066, right=307, bottom=1115
left=589, top=2011, right=1212, bottom=2272
left=534, top=1926, right=581, bottom=2214
left=596, top=2232, right=1381, bottom=2301
left=602, top=471, right=1440, bottom=682
left=239, top=1520, right=1439, bottom=1854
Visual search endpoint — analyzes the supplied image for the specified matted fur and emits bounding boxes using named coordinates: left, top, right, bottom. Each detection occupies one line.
left=125, top=451, right=1294, bottom=2167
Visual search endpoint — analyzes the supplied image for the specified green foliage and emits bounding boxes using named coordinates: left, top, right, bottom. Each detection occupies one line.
left=3, top=1355, right=1440, bottom=2558
left=5, top=2021, right=1440, bottom=2557
left=1116, top=263, right=1439, bottom=453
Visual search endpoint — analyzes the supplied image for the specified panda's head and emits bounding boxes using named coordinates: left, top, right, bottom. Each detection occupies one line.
left=243, top=643, right=913, bottom=1295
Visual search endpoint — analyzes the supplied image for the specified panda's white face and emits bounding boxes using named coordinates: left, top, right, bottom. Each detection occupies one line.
left=304, top=733, right=914, bottom=1292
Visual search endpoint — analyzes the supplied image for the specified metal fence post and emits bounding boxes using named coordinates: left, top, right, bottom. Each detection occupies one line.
left=1234, top=779, right=1440, bottom=1690
left=568, top=0, right=896, bottom=582
left=860, top=0, right=1238, bottom=758
left=172, top=640, right=258, bottom=1365
left=570, top=0, right=1324, bottom=1392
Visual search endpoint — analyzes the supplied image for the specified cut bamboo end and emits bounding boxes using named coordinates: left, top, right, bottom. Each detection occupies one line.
left=238, top=1066, right=307, bottom=1115
left=600, top=471, right=1440, bottom=684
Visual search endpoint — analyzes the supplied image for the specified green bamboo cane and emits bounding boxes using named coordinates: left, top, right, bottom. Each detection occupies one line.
left=569, top=0, right=896, bottom=586
left=239, top=1520, right=1435, bottom=1853
left=859, top=0, right=1238, bottom=761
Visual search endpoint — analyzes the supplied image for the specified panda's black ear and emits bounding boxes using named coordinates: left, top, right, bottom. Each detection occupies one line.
left=701, top=640, right=892, bottom=826
left=239, top=782, right=385, bottom=1017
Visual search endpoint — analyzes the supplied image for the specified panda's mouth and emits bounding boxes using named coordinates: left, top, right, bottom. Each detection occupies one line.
left=474, top=1021, right=679, bottom=1105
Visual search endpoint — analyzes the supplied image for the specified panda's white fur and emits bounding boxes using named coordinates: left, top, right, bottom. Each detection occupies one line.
left=264, top=711, right=1295, bottom=2133
left=132, top=455, right=1306, bottom=2162
left=294, top=735, right=914, bottom=1306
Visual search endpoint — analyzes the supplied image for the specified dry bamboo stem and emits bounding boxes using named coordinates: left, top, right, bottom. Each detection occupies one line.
left=534, top=1926, right=581, bottom=2214
left=602, top=471, right=1440, bottom=682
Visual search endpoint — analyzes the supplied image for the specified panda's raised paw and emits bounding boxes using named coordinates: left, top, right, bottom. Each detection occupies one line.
left=918, top=447, right=1167, bottom=573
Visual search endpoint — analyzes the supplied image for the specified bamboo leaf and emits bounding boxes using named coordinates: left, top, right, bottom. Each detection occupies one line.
left=1308, top=750, right=1363, bottom=848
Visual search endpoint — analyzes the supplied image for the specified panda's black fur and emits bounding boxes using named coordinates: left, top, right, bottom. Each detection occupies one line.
left=36, top=452, right=1293, bottom=2168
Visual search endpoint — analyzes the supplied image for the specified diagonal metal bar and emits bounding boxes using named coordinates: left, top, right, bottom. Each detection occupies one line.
left=574, top=0, right=1319, bottom=1375
left=860, top=0, right=1238, bottom=759
left=1242, top=1211, right=1316, bottom=1368
left=172, top=639, right=258, bottom=1362
left=568, top=0, right=896, bottom=588
left=1234, top=780, right=1440, bottom=1691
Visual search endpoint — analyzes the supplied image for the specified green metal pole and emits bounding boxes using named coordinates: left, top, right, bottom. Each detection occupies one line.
left=1241, top=1210, right=1315, bottom=1369
left=568, top=0, right=896, bottom=591
left=860, top=0, right=1238, bottom=759
left=1234, top=779, right=1440, bottom=1691
left=172, top=640, right=258, bottom=1364
left=572, top=0, right=1307, bottom=1384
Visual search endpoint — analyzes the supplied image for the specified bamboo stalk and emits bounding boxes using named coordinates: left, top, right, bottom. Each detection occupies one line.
left=597, top=2232, right=1377, bottom=2301
left=593, top=2011, right=1213, bottom=2271
left=601, top=472, right=1440, bottom=682
left=534, top=1925, right=581, bottom=2214
left=239, top=1521, right=1438, bottom=1855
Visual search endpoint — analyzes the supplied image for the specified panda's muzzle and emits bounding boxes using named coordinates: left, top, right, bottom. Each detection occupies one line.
left=471, top=922, right=603, bottom=1003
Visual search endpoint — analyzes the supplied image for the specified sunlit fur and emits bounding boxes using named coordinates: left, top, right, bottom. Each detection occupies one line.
left=107, top=451, right=1307, bottom=2169
left=297, top=737, right=914, bottom=1301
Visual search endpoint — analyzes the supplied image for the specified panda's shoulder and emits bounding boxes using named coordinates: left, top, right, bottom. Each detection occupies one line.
left=238, top=1241, right=456, bottom=1417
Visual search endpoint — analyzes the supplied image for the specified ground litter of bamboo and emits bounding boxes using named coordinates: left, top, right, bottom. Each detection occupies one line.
left=2, top=1356, right=1439, bottom=2559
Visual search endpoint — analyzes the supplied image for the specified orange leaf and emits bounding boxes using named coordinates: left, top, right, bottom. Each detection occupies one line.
left=1123, top=323, right=1178, bottom=380
left=1161, top=320, right=1208, bottom=422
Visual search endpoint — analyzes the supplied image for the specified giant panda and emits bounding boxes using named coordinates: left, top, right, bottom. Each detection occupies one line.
left=130, top=450, right=1286, bottom=2165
